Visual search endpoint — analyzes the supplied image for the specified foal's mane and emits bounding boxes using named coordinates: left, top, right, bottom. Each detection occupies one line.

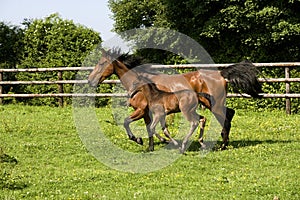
left=136, top=76, right=162, bottom=92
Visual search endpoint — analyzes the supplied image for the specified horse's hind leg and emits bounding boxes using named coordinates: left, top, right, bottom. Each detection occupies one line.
left=212, top=105, right=235, bottom=150
left=221, top=107, right=235, bottom=149
left=124, top=108, right=144, bottom=145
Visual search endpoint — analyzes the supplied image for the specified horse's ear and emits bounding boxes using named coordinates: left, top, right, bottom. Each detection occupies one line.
left=101, top=49, right=110, bottom=58
left=101, top=49, right=108, bottom=57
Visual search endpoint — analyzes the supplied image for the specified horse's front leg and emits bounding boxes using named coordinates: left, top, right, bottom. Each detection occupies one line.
left=123, top=108, right=144, bottom=145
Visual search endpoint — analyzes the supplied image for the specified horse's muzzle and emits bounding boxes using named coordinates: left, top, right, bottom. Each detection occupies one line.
left=87, top=79, right=98, bottom=87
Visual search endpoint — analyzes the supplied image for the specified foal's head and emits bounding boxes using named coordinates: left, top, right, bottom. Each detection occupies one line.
left=129, top=76, right=159, bottom=98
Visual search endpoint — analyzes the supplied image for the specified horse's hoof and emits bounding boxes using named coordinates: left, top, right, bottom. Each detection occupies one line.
left=137, top=137, right=143, bottom=145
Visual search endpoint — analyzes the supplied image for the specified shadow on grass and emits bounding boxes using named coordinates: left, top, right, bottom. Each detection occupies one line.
left=229, top=139, right=294, bottom=148
left=186, top=139, right=294, bottom=152
left=0, top=153, right=28, bottom=190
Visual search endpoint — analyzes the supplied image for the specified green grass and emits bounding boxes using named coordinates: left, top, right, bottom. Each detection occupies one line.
left=0, top=105, right=299, bottom=199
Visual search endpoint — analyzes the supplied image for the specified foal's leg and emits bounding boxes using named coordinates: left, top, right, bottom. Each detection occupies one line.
left=123, top=108, right=144, bottom=145
left=180, top=111, right=201, bottom=153
left=160, top=116, right=179, bottom=146
left=198, top=116, right=206, bottom=148
left=180, top=120, right=199, bottom=153
left=144, top=113, right=168, bottom=143
left=148, top=113, right=161, bottom=151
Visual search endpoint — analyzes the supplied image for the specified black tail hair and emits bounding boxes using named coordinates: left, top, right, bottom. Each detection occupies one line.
left=220, top=61, right=263, bottom=98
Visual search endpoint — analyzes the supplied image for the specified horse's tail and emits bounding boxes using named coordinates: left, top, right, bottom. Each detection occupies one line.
left=220, top=61, right=263, bottom=98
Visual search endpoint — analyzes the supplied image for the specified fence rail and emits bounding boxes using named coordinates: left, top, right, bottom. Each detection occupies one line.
left=0, top=62, right=299, bottom=114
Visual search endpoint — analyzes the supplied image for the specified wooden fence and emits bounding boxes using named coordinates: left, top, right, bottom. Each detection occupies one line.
left=0, top=63, right=299, bottom=114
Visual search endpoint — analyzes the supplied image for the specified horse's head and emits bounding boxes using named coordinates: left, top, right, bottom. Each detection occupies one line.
left=88, top=49, right=115, bottom=87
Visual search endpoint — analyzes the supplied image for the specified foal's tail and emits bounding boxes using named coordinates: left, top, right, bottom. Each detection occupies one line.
left=197, top=92, right=216, bottom=108
left=220, top=61, right=263, bottom=98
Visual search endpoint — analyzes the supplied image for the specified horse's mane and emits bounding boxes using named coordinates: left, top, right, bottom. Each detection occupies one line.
left=106, top=48, right=144, bottom=69
left=106, top=48, right=160, bottom=75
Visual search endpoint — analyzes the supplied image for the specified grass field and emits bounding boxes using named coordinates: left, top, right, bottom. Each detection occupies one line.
left=0, top=105, right=299, bottom=199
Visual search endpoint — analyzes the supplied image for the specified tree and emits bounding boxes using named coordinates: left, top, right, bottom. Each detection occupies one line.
left=0, top=22, right=24, bottom=68
left=0, top=22, right=24, bottom=98
left=109, top=0, right=300, bottom=63
left=198, top=0, right=300, bottom=62
left=17, top=13, right=102, bottom=105
left=20, top=13, right=101, bottom=68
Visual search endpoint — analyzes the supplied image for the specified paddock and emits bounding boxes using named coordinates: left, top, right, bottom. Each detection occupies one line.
left=0, top=105, right=299, bottom=199
left=0, top=63, right=299, bottom=199
left=0, top=62, right=299, bottom=114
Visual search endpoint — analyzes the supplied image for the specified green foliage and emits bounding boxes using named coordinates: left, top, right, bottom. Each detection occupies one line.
left=0, top=22, right=24, bottom=98
left=199, top=1, right=300, bottom=63
left=15, top=13, right=101, bottom=106
left=20, top=13, right=101, bottom=68
left=0, top=105, right=299, bottom=199
left=109, top=0, right=300, bottom=63
left=0, top=22, right=24, bottom=68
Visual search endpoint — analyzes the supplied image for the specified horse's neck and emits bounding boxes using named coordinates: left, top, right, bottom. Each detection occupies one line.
left=137, top=72, right=155, bottom=81
left=114, top=62, right=137, bottom=91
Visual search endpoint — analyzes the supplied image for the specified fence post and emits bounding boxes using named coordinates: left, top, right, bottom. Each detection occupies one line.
left=285, top=67, right=291, bottom=114
left=57, top=71, right=64, bottom=107
left=0, top=72, right=2, bottom=105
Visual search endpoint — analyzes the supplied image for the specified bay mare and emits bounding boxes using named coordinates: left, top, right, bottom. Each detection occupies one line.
left=129, top=75, right=211, bottom=152
left=88, top=49, right=262, bottom=150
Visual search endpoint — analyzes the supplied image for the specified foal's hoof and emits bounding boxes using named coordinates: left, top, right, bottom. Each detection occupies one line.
left=136, top=137, right=143, bottom=145
left=220, top=144, right=227, bottom=150
left=147, top=146, right=154, bottom=152
left=200, top=142, right=207, bottom=150
left=198, top=138, right=206, bottom=149
left=179, top=147, right=186, bottom=154
left=166, top=139, right=178, bottom=146
left=160, top=138, right=169, bottom=144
